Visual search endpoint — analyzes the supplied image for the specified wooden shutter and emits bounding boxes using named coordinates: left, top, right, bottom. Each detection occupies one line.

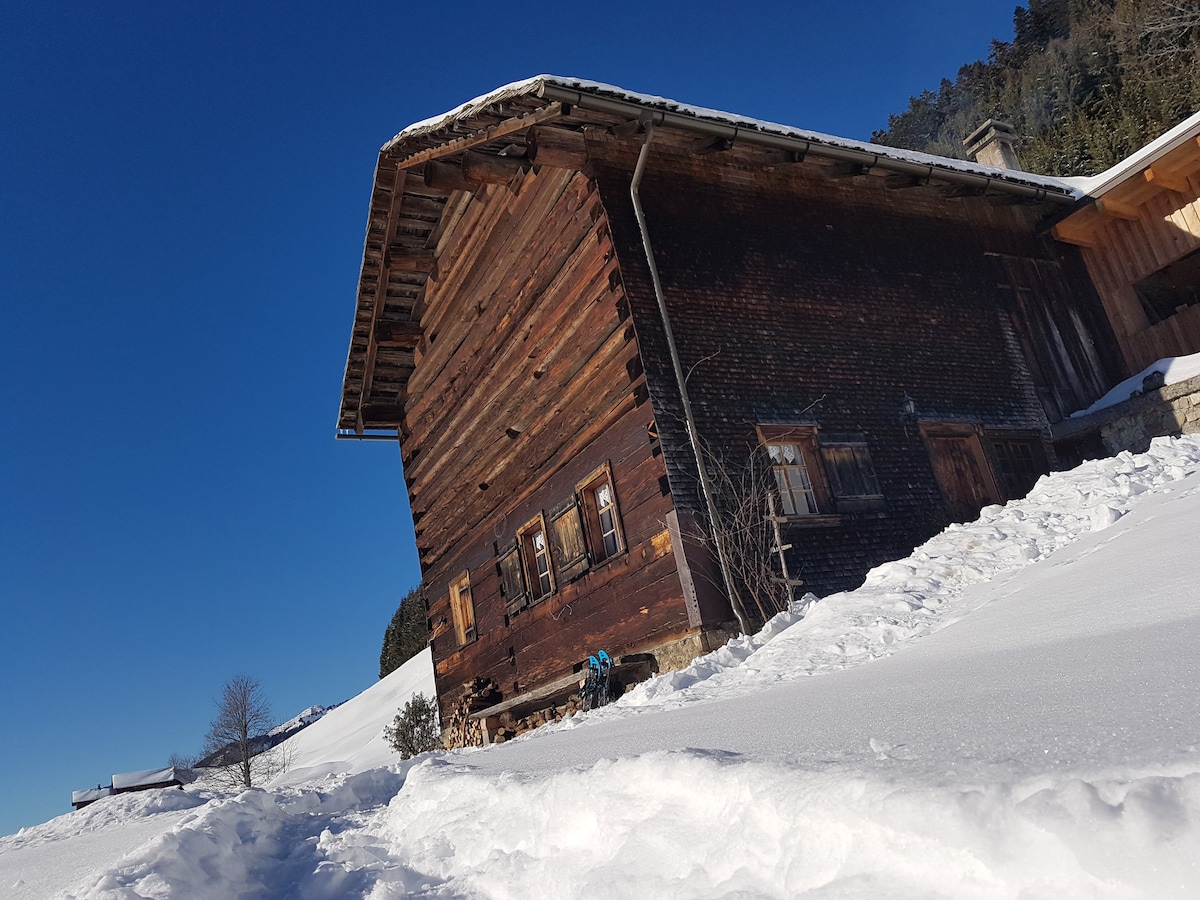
left=449, top=573, right=475, bottom=645
left=820, top=437, right=884, bottom=512
left=550, top=498, right=590, bottom=583
left=498, top=545, right=527, bottom=613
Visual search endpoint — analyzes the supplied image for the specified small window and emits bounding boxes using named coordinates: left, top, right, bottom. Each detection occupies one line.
left=578, top=465, right=625, bottom=563
left=518, top=515, right=554, bottom=602
left=1133, top=247, right=1200, bottom=325
left=448, top=571, right=475, bottom=646
left=820, top=435, right=884, bottom=512
left=764, top=441, right=818, bottom=516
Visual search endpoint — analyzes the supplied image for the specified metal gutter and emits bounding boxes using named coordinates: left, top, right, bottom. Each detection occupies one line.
left=629, top=123, right=750, bottom=635
left=537, top=82, right=1075, bottom=204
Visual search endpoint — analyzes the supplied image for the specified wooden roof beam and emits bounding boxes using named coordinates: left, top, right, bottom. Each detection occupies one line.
left=691, top=134, right=733, bottom=155
left=1144, top=165, right=1190, bottom=194
left=1051, top=220, right=1098, bottom=247
left=385, top=246, right=438, bottom=272
left=820, top=161, right=868, bottom=179
left=884, top=173, right=926, bottom=190
left=391, top=102, right=565, bottom=170
left=359, top=403, right=406, bottom=427
left=423, top=160, right=479, bottom=194
left=357, top=168, right=407, bottom=432
left=527, top=126, right=588, bottom=169
left=375, top=321, right=424, bottom=349
left=462, top=150, right=530, bottom=185
left=1096, top=197, right=1141, bottom=221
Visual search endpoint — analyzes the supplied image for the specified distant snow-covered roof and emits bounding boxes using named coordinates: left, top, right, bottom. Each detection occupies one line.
left=111, top=767, right=183, bottom=791
left=70, top=786, right=113, bottom=805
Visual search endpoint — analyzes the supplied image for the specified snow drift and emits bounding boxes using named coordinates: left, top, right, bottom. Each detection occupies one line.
left=3, top=437, right=1199, bottom=899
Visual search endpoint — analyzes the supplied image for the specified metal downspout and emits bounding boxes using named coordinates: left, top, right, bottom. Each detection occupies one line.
left=629, top=123, right=750, bottom=635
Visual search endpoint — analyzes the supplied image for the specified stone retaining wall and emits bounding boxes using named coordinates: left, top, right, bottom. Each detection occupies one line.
left=1053, top=373, right=1200, bottom=463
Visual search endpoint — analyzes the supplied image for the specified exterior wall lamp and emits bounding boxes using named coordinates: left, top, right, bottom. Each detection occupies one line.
left=900, top=392, right=919, bottom=437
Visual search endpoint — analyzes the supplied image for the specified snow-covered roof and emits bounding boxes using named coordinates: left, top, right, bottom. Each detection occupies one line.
left=70, top=786, right=113, bottom=805
left=1061, top=107, right=1200, bottom=198
left=111, top=767, right=183, bottom=791
left=382, top=75, right=1083, bottom=201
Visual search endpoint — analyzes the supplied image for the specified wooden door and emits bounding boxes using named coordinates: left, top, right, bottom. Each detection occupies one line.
left=921, top=426, right=1002, bottom=523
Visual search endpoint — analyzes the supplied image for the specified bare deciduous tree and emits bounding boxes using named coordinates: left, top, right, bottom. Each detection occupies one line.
left=202, top=675, right=277, bottom=788
left=696, top=442, right=796, bottom=626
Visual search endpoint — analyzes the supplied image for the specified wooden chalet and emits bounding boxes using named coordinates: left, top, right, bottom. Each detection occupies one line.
left=338, top=77, right=1126, bottom=739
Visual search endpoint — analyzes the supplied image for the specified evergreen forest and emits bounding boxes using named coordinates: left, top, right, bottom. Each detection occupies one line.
left=873, top=0, right=1200, bottom=175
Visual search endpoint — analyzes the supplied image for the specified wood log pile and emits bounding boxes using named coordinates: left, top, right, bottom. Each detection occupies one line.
left=441, top=677, right=502, bottom=749
left=503, top=692, right=585, bottom=741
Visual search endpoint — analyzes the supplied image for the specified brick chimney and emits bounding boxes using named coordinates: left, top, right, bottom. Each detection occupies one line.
left=963, top=120, right=1022, bottom=170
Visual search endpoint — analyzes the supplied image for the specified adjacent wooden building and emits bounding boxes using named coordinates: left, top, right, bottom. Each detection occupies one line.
left=1052, top=110, right=1200, bottom=373
left=338, top=78, right=1125, bottom=735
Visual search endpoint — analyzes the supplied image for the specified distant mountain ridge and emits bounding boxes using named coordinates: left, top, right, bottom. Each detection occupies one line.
left=195, top=703, right=338, bottom=769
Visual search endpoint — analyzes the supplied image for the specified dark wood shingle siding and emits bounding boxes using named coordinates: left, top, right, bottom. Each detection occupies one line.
left=590, top=142, right=1113, bottom=595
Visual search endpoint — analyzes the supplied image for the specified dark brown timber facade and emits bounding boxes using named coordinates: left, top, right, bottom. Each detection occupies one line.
left=338, top=78, right=1126, bottom=732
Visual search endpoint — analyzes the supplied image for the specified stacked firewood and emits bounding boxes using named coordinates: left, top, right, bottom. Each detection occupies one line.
left=440, top=677, right=502, bottom=749
left=513, top=696, right=573, bottom=733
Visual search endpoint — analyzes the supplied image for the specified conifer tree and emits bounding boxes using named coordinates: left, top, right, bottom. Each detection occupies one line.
left=379, top=583, right=429, bottom=678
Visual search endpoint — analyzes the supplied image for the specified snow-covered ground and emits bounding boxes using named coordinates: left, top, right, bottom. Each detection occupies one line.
left=3, top=437, right=1200, bottom=899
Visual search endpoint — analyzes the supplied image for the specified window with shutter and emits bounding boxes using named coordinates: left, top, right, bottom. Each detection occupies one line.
left=764, top=440, right=818, bottom=516
left=517, top=515, right=555, bottom=603
left=578, top=464, right=625, bottom=564
left=756, top=425, right=836, bottom=519
left=986, top=431, right=1048, bottom=501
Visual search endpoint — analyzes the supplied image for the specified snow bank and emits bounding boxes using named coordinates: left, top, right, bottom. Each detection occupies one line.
left=270, top=647, right=435, bottom=786
left=346, top=753, right=1200, bottom=900
left=7, top=439, right=1200, bottom=899
left=0, top=789, right=212, bottom=900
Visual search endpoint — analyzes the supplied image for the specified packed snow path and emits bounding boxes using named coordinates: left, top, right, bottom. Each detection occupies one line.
left=3, top=437, right=1199, bottom=899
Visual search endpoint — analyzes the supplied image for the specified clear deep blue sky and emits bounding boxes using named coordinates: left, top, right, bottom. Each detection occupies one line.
left=1, top=1, right=1020, bottom=835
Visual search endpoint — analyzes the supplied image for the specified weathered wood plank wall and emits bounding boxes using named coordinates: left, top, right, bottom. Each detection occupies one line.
left=404, top=166, right=692, bottom=715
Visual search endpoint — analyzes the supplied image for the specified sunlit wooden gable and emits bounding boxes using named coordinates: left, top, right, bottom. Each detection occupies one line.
left=1052, top=110, right=1200, bottom=372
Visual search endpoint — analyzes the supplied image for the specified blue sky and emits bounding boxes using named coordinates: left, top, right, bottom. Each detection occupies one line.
left=1, top=0, right=1020, bottom=835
